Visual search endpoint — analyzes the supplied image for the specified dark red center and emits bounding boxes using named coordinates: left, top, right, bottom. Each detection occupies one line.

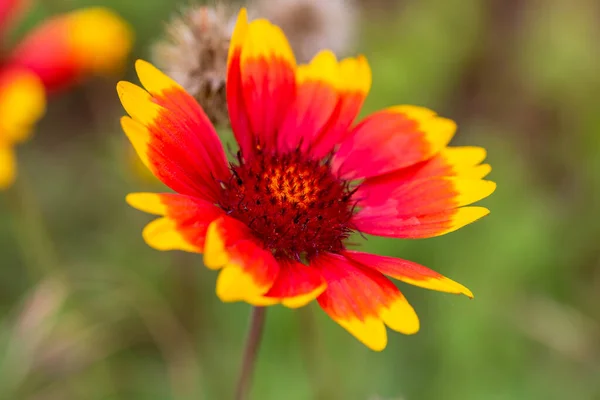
left=218, top=149, right=356, bottom=259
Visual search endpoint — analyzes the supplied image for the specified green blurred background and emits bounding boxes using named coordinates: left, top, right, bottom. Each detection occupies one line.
left=2, top=0, right=600, bottom=399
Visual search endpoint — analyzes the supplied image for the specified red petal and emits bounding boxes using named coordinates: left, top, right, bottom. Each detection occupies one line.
left=239, top=21, right=296, bottom=152
left=0, top=0, right=28, bottom=37
left=353, top=175, right=495, bottom=238
left=344, top=251, right=473, bottom=298
left=126, top=193, right=224, bottom=252
left=308, top=56, right=371, bottom=159
left=313, top=253, right=419, bottom=351
left=277, top=51, right=339, bottom=154
left=10, top=8, right=132, bottom=92
left=227, top=10, right=297, bottom=158
left=258, top=259, right=326, bottom=308
left=118, top=61, right=229, bottom=202
left=226, top=9, right=254, bottom=157
left=333, top=106, right=456, bottom=179
left=356, top=177, right=496, bottom=213
left=9, top=15, right=75, bottom=91
left=362, top=146, right=491, bottom=188
left=353, top=206, right=490, bottom=239
left=204, top=215, right=280, bottom=303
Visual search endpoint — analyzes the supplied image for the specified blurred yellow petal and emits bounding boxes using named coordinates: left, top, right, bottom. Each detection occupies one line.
left=67, top=7, right=133, bottom=75
left=0, top=69, right=45, bottom=144
left=0, top=146, right=17, bottom=189
left=10, top=7, right=133, bottom=91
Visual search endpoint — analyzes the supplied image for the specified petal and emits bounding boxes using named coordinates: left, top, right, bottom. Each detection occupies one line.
left=126, top=192, right=170, bottom=215
left=314, top=253, right=419, bottom=351
left=333, top=106, right=456, bottom=179
left=117, top=63, right=229, bottom=202
left=142, top=218, right=203, bottom=253
left=238, top=16, right=297, bottom=152
left=204, top=216, right=279, bottom=303
left=135, top=60, right=230, bottom=182
left=203, top=215, right=253, bottom=270
left=344, top=251, right=473, bottom=298
left=226, top=9, right=253, bottom=157
left=0, top=146, right=16, bottom=189
left=365, top=146, right=491, bottom=187
left=126, top=193, right=224, bottom=252
left=0, top=67, right=46, bottom=144
left=432, top=146, right=490, bottom=178
left=9, top=7, right=133, bottom=92
left=356, top=177, right=496, bottom=213
left=119, top=84, right=160, bottom=125
left=308, top=55, right=371, bottom=159
left=277, top=50, right=339, bottom=153
left=254, top=259, right=327, bottom=308
left=0, top=0, right=28, bottom=37
left=354, top=206, right=490, bottom=239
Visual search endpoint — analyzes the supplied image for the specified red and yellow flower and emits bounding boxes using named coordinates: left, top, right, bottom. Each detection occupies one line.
left=118, top=9, right=495, bottom=351
left=0, top=0, right=132, bottom=188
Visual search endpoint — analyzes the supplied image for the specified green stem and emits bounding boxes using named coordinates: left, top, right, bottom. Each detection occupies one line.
left=235, top=307, right=266, bottom=400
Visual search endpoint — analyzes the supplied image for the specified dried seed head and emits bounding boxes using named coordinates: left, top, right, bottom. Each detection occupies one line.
left=152, top=3, right=236, bottom=126
left=251, top=0, right=358, bottom=63
left=153, top=0, right=358, bottom=127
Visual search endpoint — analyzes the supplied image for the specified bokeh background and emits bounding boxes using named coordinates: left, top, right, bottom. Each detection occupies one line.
left=2, top=0, right=600, bottom=399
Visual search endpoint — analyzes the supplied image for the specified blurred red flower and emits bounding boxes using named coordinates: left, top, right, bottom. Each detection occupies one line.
left=0, top=0, right=133, bottom=188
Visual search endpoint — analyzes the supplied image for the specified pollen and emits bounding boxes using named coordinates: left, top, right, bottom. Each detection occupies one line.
left=218, top=149, right=355, bottom=259
left=267, top=164, right=318, bottom=208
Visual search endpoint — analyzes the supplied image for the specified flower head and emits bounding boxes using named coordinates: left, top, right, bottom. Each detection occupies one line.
left=0, top=1, right=133, bottom=188
left=118, top=9, right=495, bottom=351
left=152, top=3, right=236, bottom=126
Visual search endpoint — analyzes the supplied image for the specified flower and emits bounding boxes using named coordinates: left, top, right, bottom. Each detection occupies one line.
left=0, top=1, right=133, bottom=188
left=118, top=9, right=496, bottom=351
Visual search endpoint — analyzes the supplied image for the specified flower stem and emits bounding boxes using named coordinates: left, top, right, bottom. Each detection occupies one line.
left=235, top=306, right=266, bottom=400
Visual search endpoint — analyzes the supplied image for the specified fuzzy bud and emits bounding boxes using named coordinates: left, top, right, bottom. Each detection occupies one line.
left=152, top=3, right=236, bottom=126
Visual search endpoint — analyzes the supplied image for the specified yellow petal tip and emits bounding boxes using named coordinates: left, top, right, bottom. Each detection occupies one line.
left=203, top=220, right=229, bottom=269
left=337, top=317, right=387, bottom=352
left=126, top=193, right=167, bottom=215
left=380, top=298, right=420, bottom=335
left=216, top=265, right=268, bottom=303
left=280, top=283, right=327, bottom=309
left=141, top=218, right=199, bottom=253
